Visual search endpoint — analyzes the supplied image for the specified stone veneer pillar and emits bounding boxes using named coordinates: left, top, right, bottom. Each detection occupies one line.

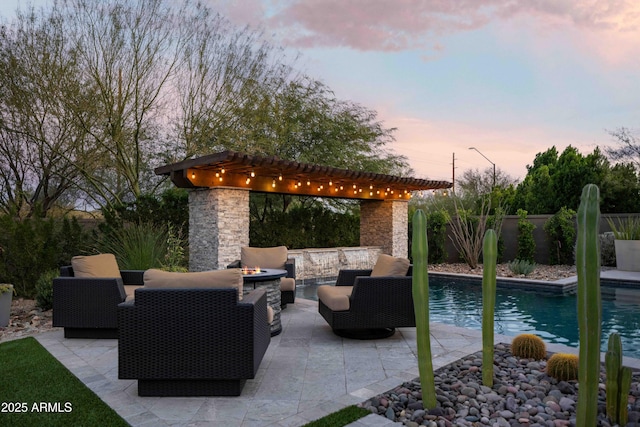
left=360, top=200, right=409, bottom=258
left=188, top=187, right=250, bottom=271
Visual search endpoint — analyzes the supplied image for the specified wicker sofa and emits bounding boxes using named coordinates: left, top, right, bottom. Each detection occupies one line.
left=118, top=286, right=270, bottom=396
left=53, top=254, right=144, bottom=338
left=317, top=255, right=414, bottom=339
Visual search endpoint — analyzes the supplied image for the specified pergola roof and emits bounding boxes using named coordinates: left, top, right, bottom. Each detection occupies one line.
left=155, top=150, right=451, bottom=201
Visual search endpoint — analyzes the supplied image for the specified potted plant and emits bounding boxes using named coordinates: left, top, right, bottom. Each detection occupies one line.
left=0, top=283, right=15, bottom=327
left=607, top=217, right=640, bottom=272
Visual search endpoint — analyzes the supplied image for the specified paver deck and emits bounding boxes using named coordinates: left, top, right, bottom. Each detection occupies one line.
left=33, top=269, right=640, bottom=426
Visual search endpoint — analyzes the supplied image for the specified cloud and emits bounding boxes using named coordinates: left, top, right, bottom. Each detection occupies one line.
left=260, top=0, right=640, bottom=52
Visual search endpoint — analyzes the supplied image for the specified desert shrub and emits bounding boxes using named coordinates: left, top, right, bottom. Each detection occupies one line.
left=0, top=216, right=91, bottom=298
left=35, top=269, right=58, bottom=310
left=508, top=259, right=536, bottom=276
left=600, top=232, right=616, bottom=267
left=543, top=207, right=576, bottom=265
left=426, top=210, right=449, bottom=264
left=100, top=222, right=168, bottom=270
left=160, top=224, right=188, bottom=272
left=516, top=209, right=536, bottom=263
left=250, top=205, right=359, bottom=249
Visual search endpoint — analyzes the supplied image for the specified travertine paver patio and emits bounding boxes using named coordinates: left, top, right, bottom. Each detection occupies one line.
left=33, top=269, right=640, bottom=426
left=34, top=298, right=494, bottom=426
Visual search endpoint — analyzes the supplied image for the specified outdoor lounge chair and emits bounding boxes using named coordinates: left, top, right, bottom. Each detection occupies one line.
left=53, top=254, right=144, bottom=338
left=317, top=254, right=414, bottom=339
left=118, top=269, right=270, bottom=396
left=228, top=246, right=296, bottom=308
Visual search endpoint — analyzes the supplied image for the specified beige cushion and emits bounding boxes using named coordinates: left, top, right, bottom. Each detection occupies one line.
left=143, top=268, right=243, bottom=299
left=266, top=305, right=274, bottom=324
left=317, top=285, right=352, bottom=311
left=71, top=254, right=121, bottom=278
left=124, top=285, right=142, bottom=302
left=241, top=246, right=288, bottom=269
left=370, top=254, right=410, bottom=277
left=280, top=277, right=295, bottom=292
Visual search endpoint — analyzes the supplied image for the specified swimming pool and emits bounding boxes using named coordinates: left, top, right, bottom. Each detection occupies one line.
left=297, top=276, right=640, bottom=359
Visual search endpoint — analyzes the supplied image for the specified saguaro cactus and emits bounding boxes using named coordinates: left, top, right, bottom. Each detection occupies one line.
left=482, top=229, right=497, bottom=387
left=575, top=184, right=601, bottom=427
left=411, top=209, right=437, bottom=408
left=606, top=332, right=632, bottom=424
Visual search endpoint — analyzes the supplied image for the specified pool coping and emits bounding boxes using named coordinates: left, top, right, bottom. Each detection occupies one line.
left=428, top=269, right=640, bottom=294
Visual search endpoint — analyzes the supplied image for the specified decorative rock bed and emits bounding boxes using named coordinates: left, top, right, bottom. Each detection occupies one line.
left=360, top=344, right=640, bottom=427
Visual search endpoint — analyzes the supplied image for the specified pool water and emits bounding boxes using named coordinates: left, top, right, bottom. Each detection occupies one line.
left=298, top=278, right=640, bottom=359
left=428, top=278, right=640, bottom=359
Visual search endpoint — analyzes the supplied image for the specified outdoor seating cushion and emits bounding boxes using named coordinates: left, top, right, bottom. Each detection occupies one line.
left=71, top=253, right=122, bottom=278
left=317, top=285, right=353, bottom=311
left=280, top=277, right=295, bottom=292
left=370, top=254, right=410, bottom=277
left=143, top=268, right=243, bottom=299
left=241, top=246, right=287, bottom=269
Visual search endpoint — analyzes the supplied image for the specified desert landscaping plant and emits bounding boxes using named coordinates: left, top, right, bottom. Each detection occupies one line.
left=607, top=216, right=640, bottom=240
left=544, top=206, right=576, bottom=265
left=511, top=334, right=546, bottom=360
left=481, top=229, right=497, bottom=387
left=449, top=197, right=504, bottom=269
left=547, top=353, right=579, bottom=381
left=35, top=269, right=58, bottom=311
left=605, top=332, right=633, bottom=425
left=411, top=209, right=437, bottom=408
left=507, top=259, right=536, bottom=276
left=575, top=183, right=601, bottom=426
left=516, top=208, right=536, bottom=262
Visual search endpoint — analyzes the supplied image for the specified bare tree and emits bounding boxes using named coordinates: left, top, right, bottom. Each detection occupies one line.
left=457, top=167, right=517, bottom=199
left=0, top=5, right=90, bottom=217
left=607, top=127, right=640, bottom=170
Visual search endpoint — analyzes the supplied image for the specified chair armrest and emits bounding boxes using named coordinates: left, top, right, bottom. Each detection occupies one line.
left=227, top=260, right=241, bottom=268
left=285, top=258, right=295, bottom=279
left=120, top=270, right=145, bottom=286
left=336, top=269, right=372, bottom=286
left=53, top=277, right=126, bottom=327
left=349, top=275, right=413, bottom=312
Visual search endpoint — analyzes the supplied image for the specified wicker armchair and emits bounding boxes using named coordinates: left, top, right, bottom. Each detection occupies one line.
left=53, top=266, right=144, bottom=338
left=228, top=246, right=296, bottom=308
left=317, top=265, right=414, bottom=339
left=118, top=287, right=270, bottom=396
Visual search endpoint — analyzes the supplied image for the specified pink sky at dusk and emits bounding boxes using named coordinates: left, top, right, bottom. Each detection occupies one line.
left=2, top=0, right=639, bottom=184
left=214, top=0, right=640, bottom=183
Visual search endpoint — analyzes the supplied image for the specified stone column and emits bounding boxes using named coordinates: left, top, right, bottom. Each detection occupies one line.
left=189, top=187, right=250, bottom=271
left=360, top=200, right=409, bottom=258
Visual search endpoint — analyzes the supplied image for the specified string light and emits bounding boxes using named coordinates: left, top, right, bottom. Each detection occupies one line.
left=221, top=168, right=225, bottom=174
left=191, top=171, right=195, bottom=179
left=278, top=173, right=283, bottom=181
left=306, top=180, right=311, bottom=186
left=250, top=170, right=255, bottom=178
left=245, top=177, right=251, bottom=185
left=272, top=179, right=276, bottom=188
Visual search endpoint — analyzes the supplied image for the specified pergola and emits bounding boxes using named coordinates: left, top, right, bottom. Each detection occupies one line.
left=156, top=150, right=452, bottom=270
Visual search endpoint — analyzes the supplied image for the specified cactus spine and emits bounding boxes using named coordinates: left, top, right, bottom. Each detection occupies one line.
left=511, top=334, right=547, bottom=360
left=575, top=184, right=601, bottom=427
left=606, top=332, right=632, bottom=424
left=547, top=353, right=579, bottom=381
left=411, top=209, right=437, bottom=408
left=482, top=229, right=497, bottom=387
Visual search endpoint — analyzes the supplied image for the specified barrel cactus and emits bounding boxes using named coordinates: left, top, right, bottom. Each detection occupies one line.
left=511, top=334, right=547, bottom=360
left=547, top=353, right=579, bottom=381
left=411, top=209, right=437, bottom=408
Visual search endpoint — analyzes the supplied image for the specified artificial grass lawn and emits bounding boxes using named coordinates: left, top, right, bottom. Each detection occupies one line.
left=0, top=337, right=129, bottom=427
left=302, top=405, right=370, bottom=427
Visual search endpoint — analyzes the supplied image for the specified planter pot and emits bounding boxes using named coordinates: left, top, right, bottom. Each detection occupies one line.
left=0, top=288, right=13, bottom=327
left=614, top=239, right=640, bottom=272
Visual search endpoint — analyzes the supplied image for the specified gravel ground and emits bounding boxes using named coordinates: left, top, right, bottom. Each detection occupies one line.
left=361, top=343, right=640, bottom=427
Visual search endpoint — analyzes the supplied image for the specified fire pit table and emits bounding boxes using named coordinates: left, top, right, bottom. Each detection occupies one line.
left=241, top=268, right=287, bottom=336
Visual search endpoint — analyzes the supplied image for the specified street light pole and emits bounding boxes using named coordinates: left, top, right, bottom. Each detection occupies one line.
left=468, top=147, right=496, bottom=188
